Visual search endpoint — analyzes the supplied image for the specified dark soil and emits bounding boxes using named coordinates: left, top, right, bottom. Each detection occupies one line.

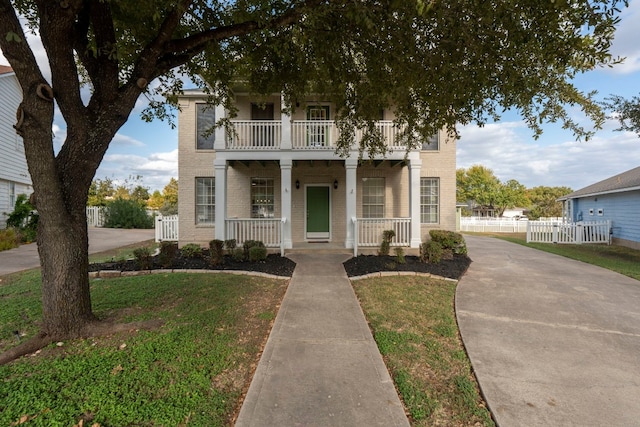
left=90, top=250, right=471, bottom=280
left=343, top=254, right=472, bottom=280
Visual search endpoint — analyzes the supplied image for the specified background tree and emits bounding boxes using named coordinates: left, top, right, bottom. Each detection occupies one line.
left=147, top=190, right=165, bottom=210
left=130, top=185, right=151, bottom=204
left=457, top=166, right=528, bottom=217
left=494, top=179, right=530, bottom=217
left=602, top=94, right=640, bottom=135
left=87, top=178, right=115, bottom=206
left=0, top=0, right=626, bottom=362
left=527, top=186, right=574, bottom=220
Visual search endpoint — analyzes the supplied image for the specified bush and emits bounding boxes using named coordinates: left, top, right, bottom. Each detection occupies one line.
left=248, top=245, right=268, bottom=262
left=104, top=198, right=153, bottom=229
left=158, top=241, right=178, bottom=268
left=394, top=247, right=406, bottom=264
left=429, top=230, right=467, bottom=255
left=180, top=243, right=203, bottom=258
left=420, top=240, right=443, bottom=264
left=0, top=228, right=20, bottom=251
left=378, top=229, right=396, bottom=256
left=133, top=247, right=152, bottom=270
left=209, top=239, right=225, bottom=266
left=224, top=239, right=237, bottom=251
left=231, top=247, right=245, bottom=262
left=243, top=240, right=265, bottom=258
left=5, top=194, right=38, bottom=243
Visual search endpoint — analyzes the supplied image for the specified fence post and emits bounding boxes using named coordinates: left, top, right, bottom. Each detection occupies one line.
left=575, top=223, right=583, bottom=244
left=552, top=224, right=558, bottom=244
left=155, top=215, right=161, bottom=242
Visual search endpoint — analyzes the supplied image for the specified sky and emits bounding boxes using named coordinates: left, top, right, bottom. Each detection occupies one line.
left=2, top=2, right=640, bottom=192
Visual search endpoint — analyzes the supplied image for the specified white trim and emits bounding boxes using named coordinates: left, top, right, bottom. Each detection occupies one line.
left=304, top=184, right=332, bottom=241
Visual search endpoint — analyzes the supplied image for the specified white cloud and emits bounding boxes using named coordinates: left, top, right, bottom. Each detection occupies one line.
left=97, top=149, right=178, bottom=191
left=457, top=121, right=640, bottom=191
left=112, top=133, right=145, bottom=147
left=604, top=0, right=640, bottom=74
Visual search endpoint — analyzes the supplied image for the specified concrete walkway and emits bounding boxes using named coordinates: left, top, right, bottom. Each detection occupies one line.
left=235, top=252, right=409, bottom=427
left=0, top=228, right=155, bottom=276
left=457, top=235, right=640, bottom=427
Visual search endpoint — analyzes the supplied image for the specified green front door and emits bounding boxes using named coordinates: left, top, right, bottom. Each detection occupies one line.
left=306, top=186, right=330, bottom=239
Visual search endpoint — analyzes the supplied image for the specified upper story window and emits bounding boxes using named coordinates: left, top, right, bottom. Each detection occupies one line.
left=362, top=177, right=385, bottom=218
left=421, top=132, right=439, bottom=151
left=251, top=178, right=275, bottom=218
left=196, top=103, right=215, bottom=150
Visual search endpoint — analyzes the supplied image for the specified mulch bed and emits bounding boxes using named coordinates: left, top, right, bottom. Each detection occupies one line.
left=90, top=251, right=472, bottom=280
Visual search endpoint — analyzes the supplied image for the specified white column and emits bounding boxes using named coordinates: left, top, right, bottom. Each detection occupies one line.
left=214, top=158, right=227, bottom=240
left=280, top=158, right=293, bottom=249
left=409, top=158, right=422, bottom=248
left=214, top=103, right=226, bottom=151
left=345, top=158, right=358, bottom=248
left=280, top=93, right=292, bottom=150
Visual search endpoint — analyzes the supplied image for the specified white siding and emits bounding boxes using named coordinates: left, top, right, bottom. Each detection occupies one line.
left=0, top=72, right=32, bottom=229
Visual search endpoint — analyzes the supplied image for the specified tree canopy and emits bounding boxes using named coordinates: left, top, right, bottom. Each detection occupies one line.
left=457, top=165, right=529, bottom=217
left=0, top=0, right=628, bottom=361
left=527, top=186, right=574, bottom=219
left=602, top=94, right=640, bottom=136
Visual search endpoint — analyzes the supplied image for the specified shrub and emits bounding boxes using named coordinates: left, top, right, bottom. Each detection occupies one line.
left=420, top=240, right=443, bottom=264
left=243, top=240, right=264, bottom=258
left=209, top=239, right=225, bottom=266
left=224, top=239, right=237, bottom=251
left=133, top=247, right=152, bottom=270
left=394, top=247, right=406, bottom=264
left=378, top=229, right=396, bottom=256
left=6, top=194, right=38, bottom=243
left=0, top=228, right=20, bottom=251
left=158, top=241, right=178, bottom=268
left=104, top=198, right=153, bottom=229
left=429, top=230, right=467, bottom=255
left=231, top=247, right=245, bottom=262
left=249, top=245, right=268, bottom=262
left=180, top=243, right=203, bottom=258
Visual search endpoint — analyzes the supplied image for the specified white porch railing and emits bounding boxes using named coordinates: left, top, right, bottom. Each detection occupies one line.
left=226, top=120, right=282, bottom=149
left=356, top=218, right=411, bottom=247
left=155, top=215, right=179, bottom=242
left=291, top=120, right=337, bottom=149
left=526, top=221, right=611, bottom=245
left=225, top=218, right=282, bottom=248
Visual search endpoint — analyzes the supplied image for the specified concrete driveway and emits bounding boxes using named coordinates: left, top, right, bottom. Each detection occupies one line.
left=457, top=235, right=640, bottom=426
left=0, top=227, right=154, bottom=276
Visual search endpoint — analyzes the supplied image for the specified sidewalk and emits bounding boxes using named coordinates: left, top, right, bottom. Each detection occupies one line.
left=235, top=252, right=410, bottom=427
left=0, top=228, right=155, bottom=276
left=457, top=235, right=640, bottom=426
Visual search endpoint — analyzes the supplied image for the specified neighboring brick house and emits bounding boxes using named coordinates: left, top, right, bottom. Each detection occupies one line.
left=177, top=88, right=457, bottom=251
left=0, top=65, right=32, bottom=228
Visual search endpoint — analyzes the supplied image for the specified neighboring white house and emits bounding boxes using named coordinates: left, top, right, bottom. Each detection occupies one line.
left=177, top=88, right=457, bottom=251
left=0, top=65, right=32, bottom=228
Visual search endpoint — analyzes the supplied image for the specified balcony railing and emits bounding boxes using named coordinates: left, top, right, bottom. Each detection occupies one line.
left=225, top=120, right=406, bottom=150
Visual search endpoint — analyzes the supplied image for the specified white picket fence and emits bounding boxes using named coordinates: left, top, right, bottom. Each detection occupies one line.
left=526, top=221, right=611, bottom=245
left=155, top=215, right=179, bottom=242
left=86, top=206, right=105, bottom=227
left=459, top=217, right=532, bottom=233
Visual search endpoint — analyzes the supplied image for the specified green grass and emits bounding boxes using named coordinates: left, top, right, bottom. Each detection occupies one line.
left=353, top=276, right=494, bottom=426
left=0, top=271, right=287, bottom=426
left=469, top=232, right=640, bottom=281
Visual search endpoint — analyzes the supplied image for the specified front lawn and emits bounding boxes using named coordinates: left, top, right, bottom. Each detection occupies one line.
left=0, top=271, right=287, bottom=426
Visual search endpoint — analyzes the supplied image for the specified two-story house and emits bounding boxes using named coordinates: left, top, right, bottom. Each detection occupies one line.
left=177, top=88, right=456, bottom=252
left=0, top=65, right=32, bottom=228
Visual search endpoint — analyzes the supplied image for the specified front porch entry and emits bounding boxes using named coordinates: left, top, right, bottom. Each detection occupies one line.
left=306, top=185, right=331, bottom=241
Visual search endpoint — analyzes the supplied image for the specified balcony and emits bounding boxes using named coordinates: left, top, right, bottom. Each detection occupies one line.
left=225, top=120, right=407, bottom=151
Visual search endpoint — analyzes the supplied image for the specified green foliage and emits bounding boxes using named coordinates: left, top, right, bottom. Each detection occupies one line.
left=421, top=241, right=443, bottom=264
left=379, top=229, right=396, bottom=255
left=394, top=247, right=406, bottom=264
left=158, top=241, right=178, bottom=268
left=457, top=166, right=529, bottom=216
left=394, top=369, right=437, bottom=420
left=0, top=228, right=20, bottom=251
left=209, top=239, right=225, bottom=266
left=104, top=198, right=154, bottom=229
left=527, top=186, right=573, bottom=219
left=429, top=230, right=467, bottom=255
left=243, top=240, right=265, bottom=259
left=133, top=247, right=152, bottom=270
left=249, top=245, right=268, bottom=262
left=88, top=178, right=115, bottom=206
left=180, top=243, right=203, bottom=258
left=5, top=194, right=38, bottom=243
left=224, top=239, right=237, bottom=251
left=231, top=247, right=245, bottom=262
left=602, top=94, right=640, bottom=136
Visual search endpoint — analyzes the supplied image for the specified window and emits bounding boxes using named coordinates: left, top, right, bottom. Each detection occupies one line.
left=362, top=177, right=385, bottom=218
left=251, top=178, right=275, bottom=218
left=195, top=177, right=215, bottom=224
left=421, top=133, right=439, bottom=151
left=420, top=178, right=439, bottom=223
left=9, top=182, right=15, bottom=209
left=196, top=103, right=215, bottom=149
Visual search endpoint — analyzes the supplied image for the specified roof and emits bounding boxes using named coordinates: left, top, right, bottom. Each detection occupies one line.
left=0, top=64, right=14, bottom=75
left=559, top=166, right=640, bottom=200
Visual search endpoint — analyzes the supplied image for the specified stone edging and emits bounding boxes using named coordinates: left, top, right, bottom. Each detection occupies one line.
left=348, top=271, right=458, bottom=283
left=89, top=269, right=290, bottom=280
